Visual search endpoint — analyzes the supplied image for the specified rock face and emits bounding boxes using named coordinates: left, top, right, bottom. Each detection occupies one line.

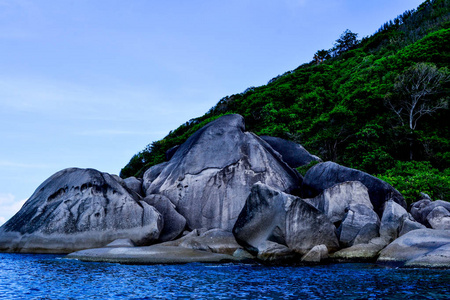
left=305, top=181, right=373, bottom=225
left=232, top=182, right=294, bottom=253
left=145, top=114, right=301, bottom=231
left=161, top=228, right=241, bottom=255
left=142, top=194, right=186, bottom=242
left=259, top=135, right=321, bottom=168
left=337, top=203, right=380, bottom=248
left=302, top=161, right=406, bottom=215
left=410, top=199, right=450, bottom=228
left=233, top=183, right=339, bottom=259
left=123, top=177, right=144, bottom=197
left=0, top=168, right=162, bottom=253
left=377, top=229, right=450, bottom=268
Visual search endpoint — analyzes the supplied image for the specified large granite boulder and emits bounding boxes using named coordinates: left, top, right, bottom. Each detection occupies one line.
left=377, top=229, right=450, bottom=268
left=142, top=194, right=186, bottom=242
left=286, top=197, right=339, bottom=255
left=337, top=203, right=380, bottom=248
left=259, top=135, right=321, bottom=168
left=304, top=181, right=373, bottom=225
left=0, top=168, right=162, bottom=253
left=145, top=114, right=301, bottom=231
left=142, top=162, right=169, bottom=195
left=233, top=183, right=339, bottom=259
left=302, top=162, right=406, bottom=215
left=410, top=199, right=450, bottom=228
left=232, top=182, right=295, bottom=253
left=123, top=177, right=144, bottom=197
left=378, top=200, right=425, bottom=242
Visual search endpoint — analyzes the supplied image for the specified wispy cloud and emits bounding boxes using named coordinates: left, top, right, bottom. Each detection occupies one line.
left=0, top=160, right=52, bottom=169
left=0, top=193, right=26, bottom=226
left=75, top=129, right=168, bottom=137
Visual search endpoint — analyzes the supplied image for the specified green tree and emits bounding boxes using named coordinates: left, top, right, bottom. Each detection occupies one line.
left=313, top=49, right=330, bottom=64
left=334, top=29, right=359, bottom=55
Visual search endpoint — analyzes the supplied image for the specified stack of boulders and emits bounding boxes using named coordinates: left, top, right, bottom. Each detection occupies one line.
left=0, top=114, right=448, bottom=268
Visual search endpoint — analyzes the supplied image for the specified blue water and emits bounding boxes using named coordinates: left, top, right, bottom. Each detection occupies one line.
left=0, top=253, right=448, bottom=299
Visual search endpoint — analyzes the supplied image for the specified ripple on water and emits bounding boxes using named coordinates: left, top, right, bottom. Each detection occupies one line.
left=0, top=253, right=449, bottom=299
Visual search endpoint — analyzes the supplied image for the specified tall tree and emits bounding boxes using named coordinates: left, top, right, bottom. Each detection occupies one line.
left=313, top=49, right=330, bottom=64
left=386, top=62, right=449, bottom=159
left=334, top=29, right=358, bottom=55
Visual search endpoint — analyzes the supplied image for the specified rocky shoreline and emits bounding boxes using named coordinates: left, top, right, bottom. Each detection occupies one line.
left=1, top=114, right=449, bottom=268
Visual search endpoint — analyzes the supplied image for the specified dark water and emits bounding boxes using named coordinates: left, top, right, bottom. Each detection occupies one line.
left=0, top=253, right=449, bottom=299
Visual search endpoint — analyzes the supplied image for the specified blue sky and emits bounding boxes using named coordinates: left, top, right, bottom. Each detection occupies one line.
left=0, top=0, right=424, bottom=225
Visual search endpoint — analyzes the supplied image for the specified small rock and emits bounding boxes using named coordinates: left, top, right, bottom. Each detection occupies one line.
left=301, top=245, right=328, bottom=263
left=106, top=239, right=136, bottom=248
left=426, top=206, right=450, bottom=230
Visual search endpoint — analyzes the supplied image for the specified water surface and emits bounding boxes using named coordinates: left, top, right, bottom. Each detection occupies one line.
left=0, top=253, right=448, bottom=299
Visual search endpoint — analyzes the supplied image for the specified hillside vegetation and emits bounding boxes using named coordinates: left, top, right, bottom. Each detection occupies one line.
left=121, top=0, right=450, bottom=204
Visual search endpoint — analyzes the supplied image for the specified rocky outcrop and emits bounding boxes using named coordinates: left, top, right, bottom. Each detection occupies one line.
left=302, top=161, right=406, bottom=215
left=233, top=183, right=339, bottom=260
left=305, top=181, right=373, bottom=225
left=0, top=168, right=162, bottom=253
left=123, top=177, right=144, bottom=197
left=410, top=199, right=450, bottom=229
left=142, top=162, right=169, bottom=195
left=145, top=114, right=301, bottom=231
left=142, top=194, right=186, bottom=242
left=260, top=135, right=321, bottom=168
left=337, top=203, right=380, bottom=248
left=377, top=229, right=450, bottom=268
left=427, top=206, right=450, bottom=230
left=66, top=245, right=240, bottom=264
left=301, top=245, right=329, bottom=263
left=160, top=228, right=241, bottom=255
left=232, top=182, right=294, bottom=253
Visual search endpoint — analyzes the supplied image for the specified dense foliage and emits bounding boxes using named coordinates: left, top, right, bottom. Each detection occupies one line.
left=121, top=0, right=450, bottom=204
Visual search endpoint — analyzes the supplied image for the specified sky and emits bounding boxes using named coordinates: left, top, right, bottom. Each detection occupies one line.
left=0, top=0, right=425, bottom=225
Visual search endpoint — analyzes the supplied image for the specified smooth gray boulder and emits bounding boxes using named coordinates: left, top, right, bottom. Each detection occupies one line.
left=123, top=177, right=144, bottom=197
left=301, top=244, right=328, bottom=263
left=165, top=145, right=180, bottom=161
left=426, top=206, right=450, bottom=230
left=305, top=181, right=372, bottom=225
left=233, top=182, right=295, bottom=253
left=0, top=168, right=162, bottom=253
left=286, top=197, right=339, bottom=255
left=161, top=228, right=241, bottom=255
left=66, top=245, right=240, bottom=264
left=404, top=243, right=450, bottom=268
left=399, top=217, right=426, bottom=236
left=410, top=199, right=450, bottom=227
left=377, top=229, right=450, bottom=268
left=142, top=162, right=169, bottom=195
left=330, top=237, right=387, bottom=261
left=379, top=200, right=408, bottom=243
left=146, top=114, right=301, bottom=231
left=256, top=241, right=296, bottom=262
left=302, top=161, right=406, bottom=215
left=337, top=204, right=380, bottom=248
left=234, top=183, right=338, bottom=258
left=143, top=194, right=186, bottom=242
left=106, top=239, right=136, bottom=247
left=260, top=135, right=321, bottom=168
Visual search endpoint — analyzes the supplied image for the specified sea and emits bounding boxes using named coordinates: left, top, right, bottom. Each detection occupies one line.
left=0, top=253, right=448, bottom=299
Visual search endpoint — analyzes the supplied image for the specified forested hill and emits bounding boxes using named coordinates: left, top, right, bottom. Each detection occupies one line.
left=121, top=0, right=450, bottom=204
